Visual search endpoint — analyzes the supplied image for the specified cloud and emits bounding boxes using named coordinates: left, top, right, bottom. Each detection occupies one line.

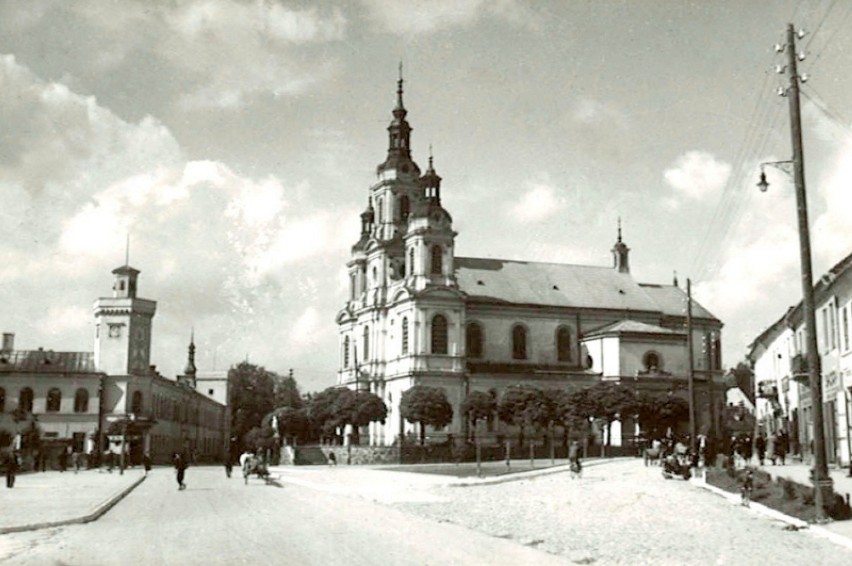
left=0, top=55, right=350, bottom=383
left=62, top=1, right=347, bottom=110
left=506, top=180, right=568, bottom=223
left=664, top=151, right=731, bottom=201
left=360, top=0, right=539, bottom=35
left=573, top=98, right=626, bottom=126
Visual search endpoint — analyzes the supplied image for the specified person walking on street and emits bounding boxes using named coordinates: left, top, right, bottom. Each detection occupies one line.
left=173, top=452, right=189, bottom=490
left=4, top=450, right=19, bottom=488
left=142, top=452, right=152, bottom=475
left=59, top=448, right=68, bottom=472
left=775, top=431, right=787, bottom=465
left=225, top=457, right=233, bottom=478
left=755, top=433, right=766, bottom=466
left=71, top=450, right=80, bottom=473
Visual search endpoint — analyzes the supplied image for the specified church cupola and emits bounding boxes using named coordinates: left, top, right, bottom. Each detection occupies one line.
left=377, top=64, right=415, bottom=176
left=421, top=149, right=442, bottom=204
left=612, top=218, right=630, bottom=273
left=360, top=199, right=374, bottom=236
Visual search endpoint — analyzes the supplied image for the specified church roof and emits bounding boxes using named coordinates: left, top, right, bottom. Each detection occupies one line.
left=583, top=319, right=685, bottom=338
left=454, top=257, right=718, bottom=321
left=0, top=350, right=99, bottom=374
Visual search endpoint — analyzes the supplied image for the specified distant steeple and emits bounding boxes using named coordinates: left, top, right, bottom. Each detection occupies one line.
left=180, top=330, right=197, bottom=389
left=673, top=270, right=679, bottom=287
left=612, top=217, right=630, bottom=273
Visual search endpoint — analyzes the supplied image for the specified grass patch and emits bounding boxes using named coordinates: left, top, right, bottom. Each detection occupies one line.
left=705, top=467, right=852, bottom=522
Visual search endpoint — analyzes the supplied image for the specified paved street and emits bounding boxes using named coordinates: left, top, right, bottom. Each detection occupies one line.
left=0, top=466, right=567, bottom=566
left=3, top=459, right=852, bottom=565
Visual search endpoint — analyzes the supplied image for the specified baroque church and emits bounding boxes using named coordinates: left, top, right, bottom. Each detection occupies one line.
left=336, top=75, right=727, bottom=447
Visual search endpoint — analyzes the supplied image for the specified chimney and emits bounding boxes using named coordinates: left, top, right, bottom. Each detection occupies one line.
left=2, top=333, right=14, bottom=351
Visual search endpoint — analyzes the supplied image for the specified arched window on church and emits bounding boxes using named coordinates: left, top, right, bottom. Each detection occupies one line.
left=643, top=351, right=661, bottom=372
left=512, top=325, right=527, bottom=360
left=363, top=325, right=370, bottom=360
left=74, top=388, right=89, bottom=413
left=432, top=315, right=448, bottom=355
left=402, top=317, right=409, bottom=355
left=376, top=197, right=383, bottom=223
left=466, top=323, right=483, bottom=358
left=409, top=248, right=415, bottom=276
left=431, top=245, right=443, bottom=275
left=350, top=273, right=356, bottom=300
left=556, top=326, right=572, bottom=362
left=19, top=387, right=33, bottom=414
left=400, top=196, right=410, bottom=220
left=46, top=388, right=61, bottom=412
left=343, top=336, right=350, bottom=368
left=131, top=391, right=143, bottom=414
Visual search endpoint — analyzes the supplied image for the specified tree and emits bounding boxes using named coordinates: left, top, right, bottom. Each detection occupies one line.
left=228, top=362, right=277, bottom=453
left=307, top=387, right=348, bottom=442
left=731, top=361, right=755, bottom=404
left=400, top=385, right=453, bottom=446
left=273, top=374, right=303, bottom=410
left=266, top=406, right=310, bottom=445
left=460, top=391, right=497, bottom=439
left=306, top=387, right=387, bottom=445
left=498, top=385, right=547, bottom=446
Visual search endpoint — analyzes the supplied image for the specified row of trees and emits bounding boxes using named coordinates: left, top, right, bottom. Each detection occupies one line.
left=229, top=360, right=691, bottom=454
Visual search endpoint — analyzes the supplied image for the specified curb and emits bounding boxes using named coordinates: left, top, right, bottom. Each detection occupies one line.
left=690, top=472, right=852, bottom=551
left=0, top=474, right=147, bottom=535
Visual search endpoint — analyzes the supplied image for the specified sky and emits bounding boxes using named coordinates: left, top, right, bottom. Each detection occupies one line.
left=1, top=1, right=851, bottom=394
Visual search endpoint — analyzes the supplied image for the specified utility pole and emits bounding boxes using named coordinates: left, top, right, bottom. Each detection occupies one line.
left=686, top=279, right=697, bottom=454
left=785, top=22, right=830, bottom=520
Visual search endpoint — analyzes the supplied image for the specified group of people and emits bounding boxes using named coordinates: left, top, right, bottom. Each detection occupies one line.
left=729, top=430, right=789, bottom=467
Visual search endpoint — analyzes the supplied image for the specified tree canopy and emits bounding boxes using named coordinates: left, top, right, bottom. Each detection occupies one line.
left=228, top=362, right=277, bottom=452
left=306, top=387, right=387, bottom=444
left=460, top=390, right=497, bottom=424
left=400, top=385, right=453, bottom=445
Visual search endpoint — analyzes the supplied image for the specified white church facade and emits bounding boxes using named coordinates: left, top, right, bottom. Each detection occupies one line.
left=336, top=75, right=726, bottom=447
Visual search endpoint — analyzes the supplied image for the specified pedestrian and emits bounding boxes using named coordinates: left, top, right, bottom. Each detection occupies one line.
left=142, top=452, right=152, bottom=475
left=327, top=451, right=337, bottom=466
left=568, top=440, right=582, bottom=479
left=4, top=450, right=19, bottom=488
left=71, top=451, right=80, bottom=474
left=775, top=432, right=787, bottom=465
left=766, top=434, right=776, bottom=465
left=740, top=468, right=754, bottom=507
left=225, top=457, right=233, bottom=478
left=173, top=452, right=189, bottom=490
left=59, top=448, right=68, bottom=472
left=755, top=433, right=766, bottom=466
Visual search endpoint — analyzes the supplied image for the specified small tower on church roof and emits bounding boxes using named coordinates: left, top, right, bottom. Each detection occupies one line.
left=612, top=218, right=630, bottom=274
left=421, top=147, right=442, bottom=204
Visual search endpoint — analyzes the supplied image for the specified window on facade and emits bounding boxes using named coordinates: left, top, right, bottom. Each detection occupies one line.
left=402, top=317, right=409, bottom=355
left=466, top=323, right=483, bottom=358
left=0, top=387, right=4, bottom=413
left=131, top=391, right=143, bottom=415
left=350, top=274, right=356, bottom=300
left=643, top=351, right=661, bottom=371
left=409, top=249, right=415, bottom=275
left=376, top=198, right=383, bottom=223
left=430, top=245, right=443, bottom=275
left=556, top=326, right=572, bottom=362
left=432, top=315, right=448, bottom=355
left=400, top=196, right=410, bottom=220
left=713, top=335, right=722, bottom=370
left=74, top=388, right=89, bottom=413
left=343, top=336, right=350, bottom=368
left=512, top=325, right=527, bottom=360
left=45, top=388, right=61, bottom=412
left=830, top=304, right=837, bottom=350
left=363, top=326, right=370, bottom=361
left=844, top=305, right=850, bottom=352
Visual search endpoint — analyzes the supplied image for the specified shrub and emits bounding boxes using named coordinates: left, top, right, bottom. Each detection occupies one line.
left=801, top=488, right=815, bottom=506
left=782, top=479, right=797, bottom=501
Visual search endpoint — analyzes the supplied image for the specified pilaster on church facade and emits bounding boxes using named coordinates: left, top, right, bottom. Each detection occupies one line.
left=337, top=73, right=726, bottom=448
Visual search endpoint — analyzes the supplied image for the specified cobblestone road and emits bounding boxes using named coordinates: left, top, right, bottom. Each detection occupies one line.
left=389, top=459, right=852, bottom=565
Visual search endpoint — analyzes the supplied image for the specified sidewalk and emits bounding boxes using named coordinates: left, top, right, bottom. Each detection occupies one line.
left=0, top=468, right=146, bottom=534
left=752, top=460, right=852, bottom=541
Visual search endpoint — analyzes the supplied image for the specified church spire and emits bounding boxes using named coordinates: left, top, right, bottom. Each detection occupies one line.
left=377, top=64, right=414, bottom=174
left=421, top=144, right=442, bottom=203
left=612, top=217, right=630, bottom=273
left=182, top=330, right=197, bottom=387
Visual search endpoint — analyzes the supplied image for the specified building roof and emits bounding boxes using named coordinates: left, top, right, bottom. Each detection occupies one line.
left=454, top=257, right=718, bottom=320
left=0, top=350, right=99, bottom=374
left=584, top=319, right=685, bottom=338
